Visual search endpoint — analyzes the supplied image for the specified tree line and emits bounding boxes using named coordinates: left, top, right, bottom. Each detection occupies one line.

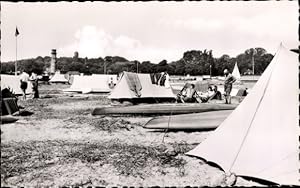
left=1, top=47, right=274, bottom=76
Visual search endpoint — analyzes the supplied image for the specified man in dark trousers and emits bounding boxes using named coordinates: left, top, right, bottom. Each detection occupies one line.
left=223, top=69, right=236, bottom=104
left=29, top=72, right=39, bottom=99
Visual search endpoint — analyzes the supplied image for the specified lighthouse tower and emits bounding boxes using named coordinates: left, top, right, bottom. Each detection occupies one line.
left=50, top=49, right=57, bottom=75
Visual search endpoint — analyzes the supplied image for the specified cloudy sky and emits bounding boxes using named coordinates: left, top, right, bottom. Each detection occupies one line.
left=1, top=1, right=298, bottom=63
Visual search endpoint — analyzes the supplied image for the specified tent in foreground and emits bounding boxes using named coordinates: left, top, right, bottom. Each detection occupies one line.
left=186, top=44, right=299, bottom=185
left=1, top=74, right=33, bottom=95
left=108, top=72, right=175, bottom=102
left=49, top=72, right=69, bottom=84
left=64, top=74, right=117, bottom=93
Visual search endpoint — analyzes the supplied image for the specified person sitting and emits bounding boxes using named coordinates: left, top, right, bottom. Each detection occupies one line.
left=210, top=85, right=222, bottom=100
left=178, top=84, right=198, bottom=103
left=197, top=86, right=216, bottom=103
left=243, top=88, right=248, bottom=96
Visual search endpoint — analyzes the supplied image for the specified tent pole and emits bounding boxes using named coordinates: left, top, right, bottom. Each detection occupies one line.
left=15, top=34, right=18, bottom=75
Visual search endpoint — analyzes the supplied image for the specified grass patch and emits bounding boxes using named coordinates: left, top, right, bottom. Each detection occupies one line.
left=65, top=116, right=140, bottom=132
left=1, top=140, right=196, bottom=183
left=19, top=96, right=110, bottom=120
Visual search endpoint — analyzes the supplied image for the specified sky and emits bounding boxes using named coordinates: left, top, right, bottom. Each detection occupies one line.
left=1, top=1, right=298, bottom=63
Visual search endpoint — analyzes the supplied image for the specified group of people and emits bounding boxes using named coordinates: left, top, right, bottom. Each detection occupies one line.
left=18, top=68, right=237, bottom=103
left=19, top=70, right=39, bottom=100
left=178, top=83, right=222, bottom=103
left=177, top=68, right=237, bottom=104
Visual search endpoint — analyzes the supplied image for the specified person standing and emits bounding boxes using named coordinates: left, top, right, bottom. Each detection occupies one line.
left=223, top=69, right=236, bottom=104
left=19, top=70, right=30, bottom=100
left=29, top=72, right=39, bottom=99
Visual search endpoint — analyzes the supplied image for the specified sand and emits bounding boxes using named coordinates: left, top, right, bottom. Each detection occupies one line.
left=1, top=84, right=262, bottom=187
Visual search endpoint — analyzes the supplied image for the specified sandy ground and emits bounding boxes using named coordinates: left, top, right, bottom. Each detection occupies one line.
left=1, top=83, right=262, bottom=187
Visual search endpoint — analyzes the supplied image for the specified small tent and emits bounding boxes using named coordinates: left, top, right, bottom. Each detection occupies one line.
left=1, top=74, right=33, bottom=95
left=186, top=44, right=299, bottom=185
left=108, top=72, right=175, bottom=102
left=232, top=62, right=241, bottom=80
left=49, top=72, right=69, bottom=84
left=64, top=74, right=117, bottom=93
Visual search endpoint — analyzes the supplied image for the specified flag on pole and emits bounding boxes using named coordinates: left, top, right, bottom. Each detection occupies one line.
left=15, top=27, right=19, bottom=37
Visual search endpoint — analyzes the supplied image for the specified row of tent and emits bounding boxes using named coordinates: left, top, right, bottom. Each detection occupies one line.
left=0, top=73, right=117, bottom=95
left=0, top=70, right=244, bottom=98
left=1, top=71, right=173, bottom=98
left=63, top=70, right=246, bottom=100
left=0, top=59, right=242, bottom=97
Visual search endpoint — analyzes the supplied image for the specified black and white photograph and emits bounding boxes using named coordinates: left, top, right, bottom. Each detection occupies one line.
left=0, top=1, right=299, bottom=187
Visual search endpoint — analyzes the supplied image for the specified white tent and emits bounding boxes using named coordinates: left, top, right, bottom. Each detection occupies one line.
left=1, top=74, right=33, bottom=95
left=108, top=72, right=175, bottom=100
left=186, top=44, right=299, bottom=185
left=64, top=74, right=117, bottom=93
left=49, top=72, right=69, bottom=83
left=232, top=62, right=241, bottom=80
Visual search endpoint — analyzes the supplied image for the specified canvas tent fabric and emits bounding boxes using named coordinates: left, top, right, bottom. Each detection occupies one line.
left=186, top=44, right=299, bottom=185
left=49, top=73, right=69, bottom=83
left=108, top=72, right=175, bottom=99
left=64, top=74, right=117, bottom=93
left=232, top=62, right=241, bottom=80
left=1, top=74, right=33, bottom=95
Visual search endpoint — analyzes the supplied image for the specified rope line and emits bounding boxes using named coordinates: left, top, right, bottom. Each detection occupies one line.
left=162, top=102, right=173, bottom=143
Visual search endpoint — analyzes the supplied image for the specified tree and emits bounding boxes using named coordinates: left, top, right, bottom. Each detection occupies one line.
left=23, top=59, right=44, bottom=74
left=1, top=63, right=15, bottom=74
left=140, top=61, right=155, bottom=73
left=0, top=47, right=273, bottom=76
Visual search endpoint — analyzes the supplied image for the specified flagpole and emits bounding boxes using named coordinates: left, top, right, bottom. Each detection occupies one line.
left=15, top=33, right=18, bottom=75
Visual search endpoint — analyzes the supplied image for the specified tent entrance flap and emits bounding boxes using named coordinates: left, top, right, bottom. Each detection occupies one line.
left=124, top=72, right=142, bottom=97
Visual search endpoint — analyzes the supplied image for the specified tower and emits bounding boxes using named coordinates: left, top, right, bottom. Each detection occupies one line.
left=73, top=51, right=79, bottom=59
left=50, top=49, right=57, bottom=74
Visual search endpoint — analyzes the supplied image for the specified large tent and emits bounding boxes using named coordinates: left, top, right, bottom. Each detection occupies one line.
left=1, top=74, right=33, bottom=95
left=108, top=72, right=175, bottom=101
left=64, top=74, right=117, bottom=93
left=186, top=44, right=299, bottom=185
left=49, top=72, right=69, bottom=83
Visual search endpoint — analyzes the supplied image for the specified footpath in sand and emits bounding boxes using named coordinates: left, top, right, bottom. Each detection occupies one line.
left=1, top=84, right=261, bottom=187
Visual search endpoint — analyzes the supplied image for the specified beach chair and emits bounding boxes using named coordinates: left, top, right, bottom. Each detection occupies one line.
left=2, top=97, right=19, bottom=115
